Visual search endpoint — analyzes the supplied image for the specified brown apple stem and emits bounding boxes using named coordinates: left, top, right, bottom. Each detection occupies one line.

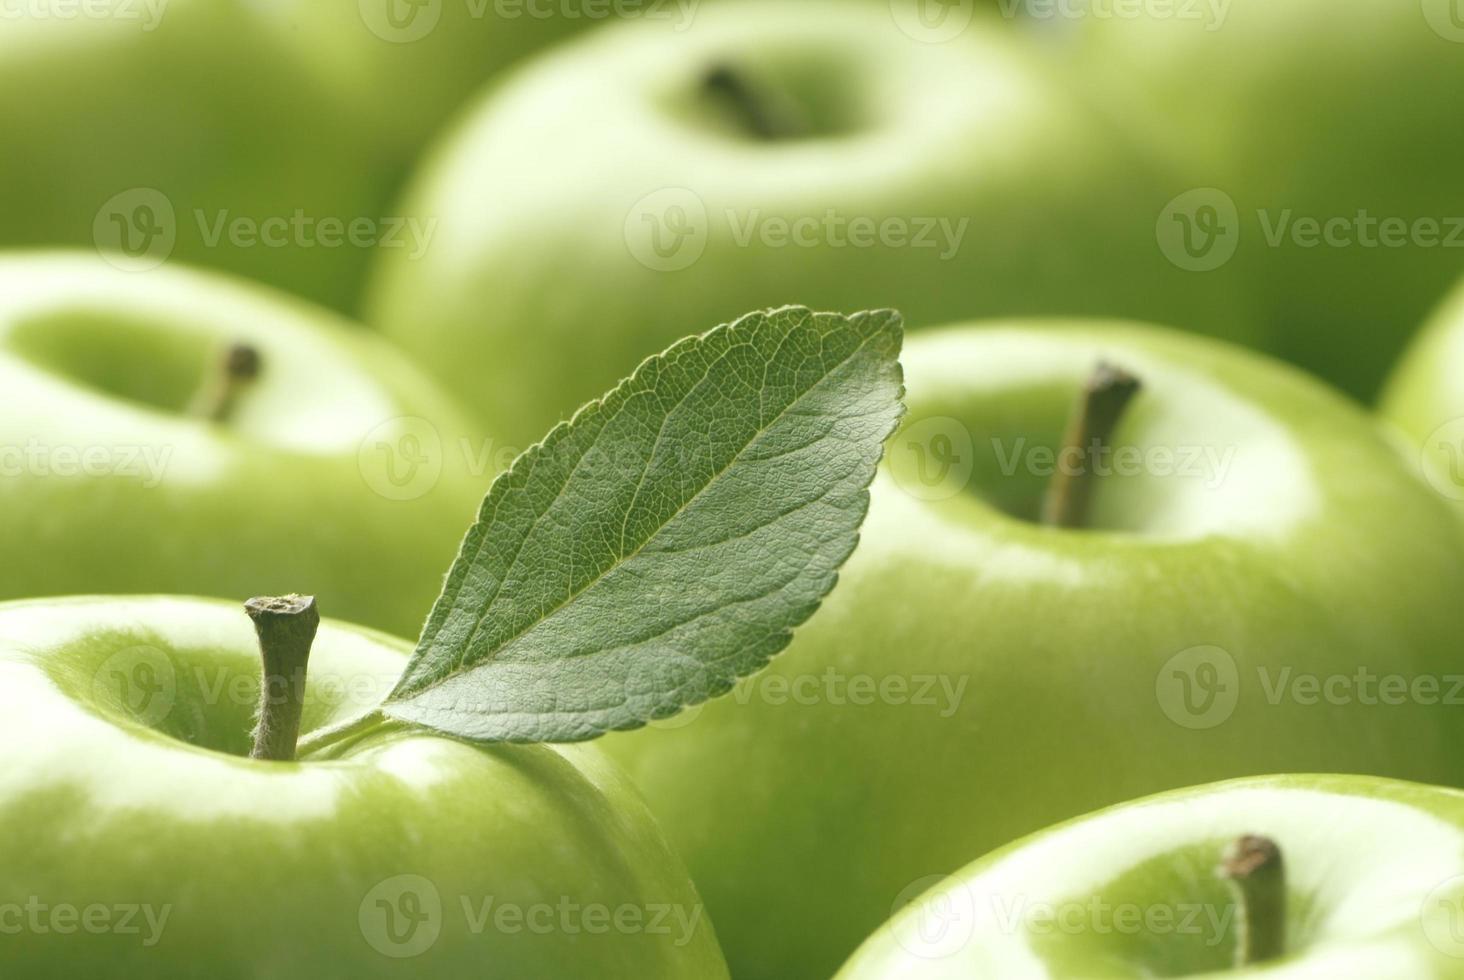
left=1040, top=361, right=1141, bottom=529
left=246, top=594, right=319, bottom=762
left=1219, top=834, right=1286, bottom=967
left=701, top=64, right=802, bottom=140
left=190, top=341, right=261, bottom=423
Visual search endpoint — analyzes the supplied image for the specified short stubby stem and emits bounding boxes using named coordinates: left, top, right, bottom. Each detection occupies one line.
left=1040, top=361, right=1141, bottom=529
left=246, top=594, right=319, bottom=762
left=190, top=341, right=261, bottom=424
left=1219, top=834, right=1286, bottom=967
left=701, top=63, right=804, bottom=141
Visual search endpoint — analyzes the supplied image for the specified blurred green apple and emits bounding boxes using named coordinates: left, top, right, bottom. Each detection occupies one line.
left=603, top=319, right=1464, bottom=978
left=1061, top=0, right=1464, bottom=398
left=1380, top=275, right=1464, bottom=518
left=0, top=594, right=728, bottom=977
left=0, top=0, right=395, bottom=310
left=276, top=0, right=688, bottom=168
left=0, top=253, right=491, bottom=638
left=838, top=775, right=1464, bottom=978
left=366, top=0, right=1253, bottom=445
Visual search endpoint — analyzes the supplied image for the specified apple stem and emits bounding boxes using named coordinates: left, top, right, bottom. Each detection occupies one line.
left=1040, top=361, right=1141, bottom=529
left=701, top=64, right=801, bottom=140
left=191, top=341, right=261, bottom=423
left=1220, top=834, right=1286, bottom=967
left=246, top=594, right=319, bottom=763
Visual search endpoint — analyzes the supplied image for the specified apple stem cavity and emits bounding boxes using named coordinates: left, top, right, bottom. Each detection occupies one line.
left=701, top=63, right=802, bottom=141
left=1040, top=361, right=1141, bottom=529
left=246, top=594, right=319, bottom=763
left=1219, top=834, right=1286, bottom=967
left=190, top=341, right=261, bottom=424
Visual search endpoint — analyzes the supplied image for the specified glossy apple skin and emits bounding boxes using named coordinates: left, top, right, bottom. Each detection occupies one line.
left=838, top=774, right=1464, bottom=978
left=0, top=596, right=728, bottom=978
left=0, top=0, right=397, bottom=310
left=1380, top=277, right=1464, bottom=518
left=1064, top=0, right=1464, bottom=400
left=366, top=0, right=1253, bottom=446
left=603, top=321, right=1464, bottom=979
left=0, top=253, right=490, bottom=639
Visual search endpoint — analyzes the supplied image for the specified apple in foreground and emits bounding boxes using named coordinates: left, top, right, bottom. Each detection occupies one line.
left=1380, top=275, right=1464, bottom=517
left=1061, top=0, right=1464, bottom=399
left=837, top=774, right=1464, bottom=977
left=0, top=253, right=489, bottom=639
left=0, top=595, right=728, bottom=977
left=603, top=319, right=1464, bottom=978
left=366, top=0, right=1250, bottom=445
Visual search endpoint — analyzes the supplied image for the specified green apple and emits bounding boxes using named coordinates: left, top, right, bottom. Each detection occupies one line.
left=0, top=252, right=491, bottom=639
left=0, top=1, right=401, bottom=311
left=365, top=0, right=1253, bottom=446
left=0, top=594, right=728, bottom=977
left=1380, top=275, right=1464, bottom=518
left=837, top=774, right=1464, bottom=977
left=275, top=0, right=690, bottom=169
left=602, top=319, right=1464, bottom=978
left=1056, top=0, right=1464, bottom=399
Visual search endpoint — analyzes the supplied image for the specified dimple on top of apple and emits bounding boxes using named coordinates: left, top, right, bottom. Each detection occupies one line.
left=0, top=253, right=491, bottom=639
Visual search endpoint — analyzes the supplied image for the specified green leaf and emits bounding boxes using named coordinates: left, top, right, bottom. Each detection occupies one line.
left=384, top=306, right=905, bottom=742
